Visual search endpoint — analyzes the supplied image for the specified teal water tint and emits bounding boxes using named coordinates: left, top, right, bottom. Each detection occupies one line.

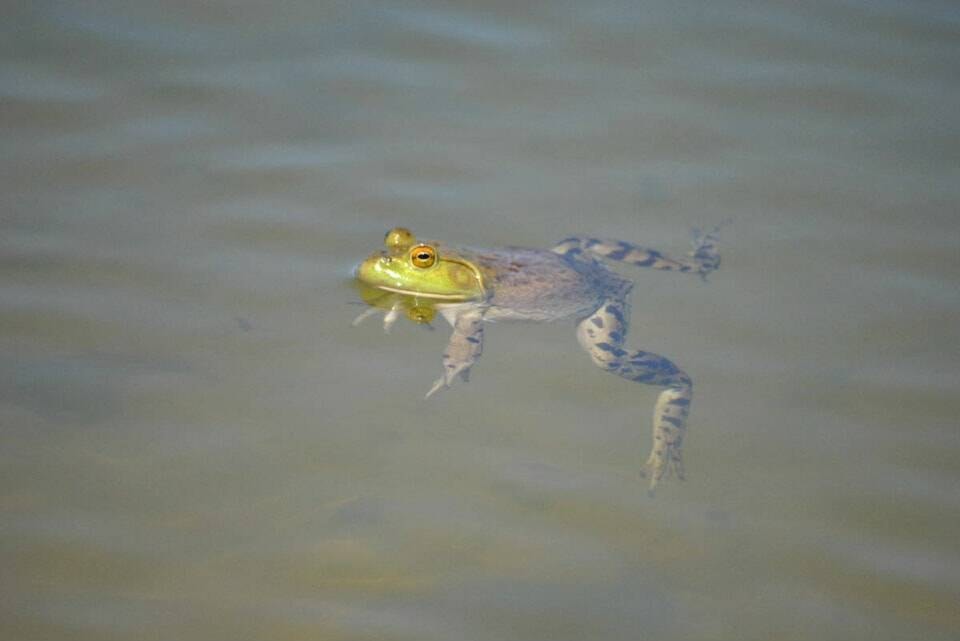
left=3, top=1, right=959, bottom=640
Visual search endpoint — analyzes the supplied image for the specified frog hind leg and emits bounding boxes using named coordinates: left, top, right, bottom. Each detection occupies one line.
left=425, top=310, right=484, bottom=399
left=552, top=224, right=723, bottom=277
left=576, top=298, right=692, bottom=493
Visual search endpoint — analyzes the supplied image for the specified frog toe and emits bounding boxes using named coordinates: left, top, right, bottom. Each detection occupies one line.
left=425, top=364, right=472, bottom=399
left=424, top=377, right=448, bottom=399
left=641, top=442, right=685, bottom=494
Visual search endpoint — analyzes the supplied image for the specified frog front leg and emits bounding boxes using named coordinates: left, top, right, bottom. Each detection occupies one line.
left=576, top=298, right=693, bottom=493
left=425, top=310, right=484, bottom=399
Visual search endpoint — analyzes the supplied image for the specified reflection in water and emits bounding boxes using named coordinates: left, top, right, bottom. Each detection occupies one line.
left=3, top=2, right=960, bottom=640
left=353, top=281, right=440, bottom=330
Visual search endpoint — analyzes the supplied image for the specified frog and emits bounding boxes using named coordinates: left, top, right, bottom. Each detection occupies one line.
left=354, top=225, right=723, bottom=491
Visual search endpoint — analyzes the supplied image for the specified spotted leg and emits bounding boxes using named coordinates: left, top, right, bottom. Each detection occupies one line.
left=552, top=224, right=723, bottom=277
left=425, top=310, right=484, bottom=399
left=577, top=298, right=693, bottom=493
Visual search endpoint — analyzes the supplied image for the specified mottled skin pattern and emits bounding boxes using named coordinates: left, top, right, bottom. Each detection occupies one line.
left=355, top=226, right=723, bottom=492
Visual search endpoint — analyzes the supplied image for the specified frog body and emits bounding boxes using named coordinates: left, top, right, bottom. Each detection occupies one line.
left=355, top=226, right=723, bottom=491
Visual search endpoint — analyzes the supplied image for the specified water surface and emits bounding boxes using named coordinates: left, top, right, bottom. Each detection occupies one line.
left=3, top=2, right=959, bottom=640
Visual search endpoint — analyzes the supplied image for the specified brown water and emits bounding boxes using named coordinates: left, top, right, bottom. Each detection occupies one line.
left=3, top=2, right=960, bottom=640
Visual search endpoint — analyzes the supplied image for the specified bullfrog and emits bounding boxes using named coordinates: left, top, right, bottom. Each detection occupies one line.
left=354, top=226, right=723, bottom=491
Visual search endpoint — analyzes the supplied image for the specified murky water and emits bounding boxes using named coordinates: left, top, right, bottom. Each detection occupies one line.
left=3, top=2, right=959, bottom=640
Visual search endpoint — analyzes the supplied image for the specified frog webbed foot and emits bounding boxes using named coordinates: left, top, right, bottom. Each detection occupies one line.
left=641, top=446, right=684, bottom=497
left=641, top=432, right=685, bottom=494
left=424, top=311, right=484, bottom=399
left=689, top=220, right=729, bottom=279
left=639, top=385, right=691, bottom=494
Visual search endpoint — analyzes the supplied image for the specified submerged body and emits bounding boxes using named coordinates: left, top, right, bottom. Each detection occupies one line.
left=355, top=226, right=723, bottom=491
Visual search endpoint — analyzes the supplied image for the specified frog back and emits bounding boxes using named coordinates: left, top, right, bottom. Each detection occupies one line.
left=458, top=246, right=628, bottom=322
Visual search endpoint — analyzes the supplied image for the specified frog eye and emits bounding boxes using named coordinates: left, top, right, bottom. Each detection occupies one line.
left=410, top=244, right=437, bottom=268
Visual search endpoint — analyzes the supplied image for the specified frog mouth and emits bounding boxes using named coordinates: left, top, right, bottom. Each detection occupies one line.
left=368, top=284, right=476, bottom=301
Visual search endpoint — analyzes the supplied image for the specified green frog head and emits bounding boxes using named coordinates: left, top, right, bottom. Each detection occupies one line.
left=356, top=227, right=486, bottom=301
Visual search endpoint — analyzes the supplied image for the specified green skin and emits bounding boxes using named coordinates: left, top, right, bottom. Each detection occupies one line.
left=355, top=226, right=723, bottom=492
